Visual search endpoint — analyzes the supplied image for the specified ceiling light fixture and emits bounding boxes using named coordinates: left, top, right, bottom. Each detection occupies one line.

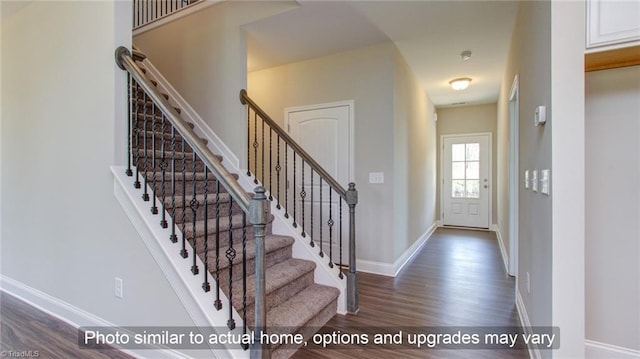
left=449, top=77, right=472, bottom=91
left=461, top=50, right=472, bottom=61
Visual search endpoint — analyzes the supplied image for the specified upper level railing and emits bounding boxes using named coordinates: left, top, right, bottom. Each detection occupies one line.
left=240, top=90, right=359, bottom=313
left=115, top=47, right=270, bottom=357
left=133, top=0, right=199, bottom=30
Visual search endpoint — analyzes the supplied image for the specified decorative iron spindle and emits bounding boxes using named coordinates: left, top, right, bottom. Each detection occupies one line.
left=319, top=178, right=323, bottom=258
left=160, top=114, right=168, bottom=228
left=190, top=151, right=199, bottom=275
left=141, top=91, right=150, bottom=201
left=180, top=138, right=188, bottom=259
left=150, top=101, right=159, bottom=214
left=133, top=82, right=141, bottom=188
left=284, top=143, right=289, bottom=219
left=261, top=115, right=265, bottom=186
left=253, top=112, right=258, bottom=184
left=214, top=178, right=222, bottom=310
left=169, top=127, right=177, bottom=243
left=226, top=198, right=236, bottom=330
left=276, top=136, right=281, bottom=210
left=339, top=200, right=344, bottom=279
left=300, top=159, right=306, bottom=237
left=269, top=128, right=273, bottom=201
left=202, top=170, right=210, bottom=292
left=328, top=189, right=334, bottom=268
left=241, top=212, right=248, bottom=350
left=292, top=152, right=297, bottom=228
left=126, top=75, right=133, bottom=177
left=310, top=170, right=314, bottom=248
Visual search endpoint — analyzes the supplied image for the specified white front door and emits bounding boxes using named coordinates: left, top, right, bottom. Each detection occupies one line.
left=286, top=102, right=353, bottom=266
left=442, top=134, right=491, bottom=228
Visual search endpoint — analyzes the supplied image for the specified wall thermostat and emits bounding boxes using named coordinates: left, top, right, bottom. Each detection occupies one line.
left=534, top=105, right=546, bottom=126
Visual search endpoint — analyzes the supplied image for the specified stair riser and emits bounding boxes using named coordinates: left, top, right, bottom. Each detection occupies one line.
left=135, top=135, right=195, bottom=153
left=133, top=120, right=193, bottom=134
left=240, top=271, right=315, bottom=326
left=134, top=159, right=208, bottom=173
left=202, top=244, right=292, bottom=289
left=191, top=222, right=274, bottom=253
left=131, top=99, right=181, bottom=114
left=270, top=300, right=338, bottom=359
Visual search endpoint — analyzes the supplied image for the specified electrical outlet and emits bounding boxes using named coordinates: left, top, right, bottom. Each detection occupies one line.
left=369, top=172, right=384, bottom=184
left=114, top=277, right=123, bottom=299
left=526, top=272, right=531, bottom=294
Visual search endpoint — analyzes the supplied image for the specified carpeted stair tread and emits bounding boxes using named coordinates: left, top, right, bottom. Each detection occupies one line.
left=164, top=192, right=233, bottom=208
left=183, top=213, right=272, bottom=239
left=231, top=258, right=315, bottom=309
left=144, top=171, right=239, bottom=182
left=140, top=130, right=208, bottom=145
left=136, top=148, right=217, bottom=161
left=207, top=235, right=294, bottom=270
left=266, top=284, right=340, bottom=330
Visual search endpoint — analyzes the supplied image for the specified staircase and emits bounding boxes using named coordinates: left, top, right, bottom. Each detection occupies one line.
left=118, top=48, right=341, bottom=359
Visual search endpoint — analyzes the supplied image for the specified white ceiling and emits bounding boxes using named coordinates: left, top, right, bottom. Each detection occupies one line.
left=244, top=0, right=519, bottom=108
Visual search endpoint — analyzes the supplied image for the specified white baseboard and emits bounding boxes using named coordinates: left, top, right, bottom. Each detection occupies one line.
left=357, top=222, right=438, bottom=277
left=0, top=275, right=192, bottom=359
left=515, top=289, right=540, bottom=359
left=493, top=224, right=510, bottom=275
left=586, top=340, right=640, bottom=358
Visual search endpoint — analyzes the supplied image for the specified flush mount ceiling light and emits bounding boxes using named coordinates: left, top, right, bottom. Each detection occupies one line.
left=449, top=77, right=472, bottom=91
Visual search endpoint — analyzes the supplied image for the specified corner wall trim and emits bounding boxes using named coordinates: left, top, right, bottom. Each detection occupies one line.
left=493, top=225, right=510, bottom=275
left=516, top=289, right=541, bottom=359
left=357, top=222, right=438, bottom=277
left=0, top=275, right=191, bottom=359
left=585, top=340, right=640, bottom=358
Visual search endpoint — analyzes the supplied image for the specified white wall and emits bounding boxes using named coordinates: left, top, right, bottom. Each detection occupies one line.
left=248, top=43, right=437, bottom=270
left=436, top=104, right=498, bottom=226
left=133, top=1, right=297, bottom=168
left=497, top=1, right=586, bottom=357
left=585, top=65, right=640, bottom=352
left=1, top=0, right=197, bottom=334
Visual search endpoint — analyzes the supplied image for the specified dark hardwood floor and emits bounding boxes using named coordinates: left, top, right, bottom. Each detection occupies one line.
left=293, top=227, right=528, bottom=359
left=1, top=228, right=527, bottom=359
left=0, top=292, right=134, bottom=359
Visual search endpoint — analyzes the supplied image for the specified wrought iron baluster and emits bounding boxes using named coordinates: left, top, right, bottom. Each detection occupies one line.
left=292, top=152, right=297, bottom=228
left=300, top=159, right=306, bottom=237
left=253, top=113, right=258, bottom=184
left=328, top=188, right=334, bottom=268
left=319, top=177, right=323, bottom=257
left=261, top=115, right=265, bottom=186
left=170, top=126, right=177, bottom=243
left=180, top=138, right=188, bottom=259
left=214, top=178, right=222, bottom=310
left=202, top=169, right=210, bottom=292
left=133, top=81, right=141, bottom=188
left=226, top=198, right=236, bottom=330
left=190, top=150, right=199, bottom=275
left=310, top=170, right=314, bottom=247
left=150, top=101, right=158, bottom=214
left=269, top=127, right=273, bottom=201
left=160, top=114, right=168, bottom=228
left=126, top=74, right=133, bottom=177
left=141, top=90, right=150, bottom=201
left=284, top=143, right=289, bottom=219
left=241, top=212, right=248, bottom=350
left=246, top=107, right=251, bottom=177
left=339, top=200, right=344, bottom=279
left=276, top=135, right=281, bottom=210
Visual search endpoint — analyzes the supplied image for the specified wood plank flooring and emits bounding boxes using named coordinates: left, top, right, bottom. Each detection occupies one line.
left=1, top=228, right=527, bottom=358
left=292, top=228, right=528, bottom=359
left=0, top=292, right=134, bottom=359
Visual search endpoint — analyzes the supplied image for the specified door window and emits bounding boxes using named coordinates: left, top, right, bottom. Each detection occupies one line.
left=451, top=143, right=480, bottom=199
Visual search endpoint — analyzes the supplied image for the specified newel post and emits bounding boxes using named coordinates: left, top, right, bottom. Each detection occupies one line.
left=249, top=186, right=271, bottom=359
left=346, top=182, right=359, bottom=314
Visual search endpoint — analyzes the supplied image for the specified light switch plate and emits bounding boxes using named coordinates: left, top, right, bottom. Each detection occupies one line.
left=369, top=172, right=384, bottom=184
left=532, top=170, right=538, bottom=192
left=540, top=169, right=550, bottom=195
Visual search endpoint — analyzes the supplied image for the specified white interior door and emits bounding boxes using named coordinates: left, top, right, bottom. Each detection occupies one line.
left=286, top=102, right=352, bottom=266
left=442, top=134, right=491, bottom=228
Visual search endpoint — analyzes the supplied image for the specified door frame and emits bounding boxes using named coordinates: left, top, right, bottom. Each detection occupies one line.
left=507, top=75, right=519, bottom=277
left=284, top=100, right=355, bottom=183
left=440, top=132, right=493, bottom=229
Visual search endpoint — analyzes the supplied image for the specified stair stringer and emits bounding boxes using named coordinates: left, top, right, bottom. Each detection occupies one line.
left=111, top=166, right=250, bottom=359
left=141, top=59, right=348, bottom=315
